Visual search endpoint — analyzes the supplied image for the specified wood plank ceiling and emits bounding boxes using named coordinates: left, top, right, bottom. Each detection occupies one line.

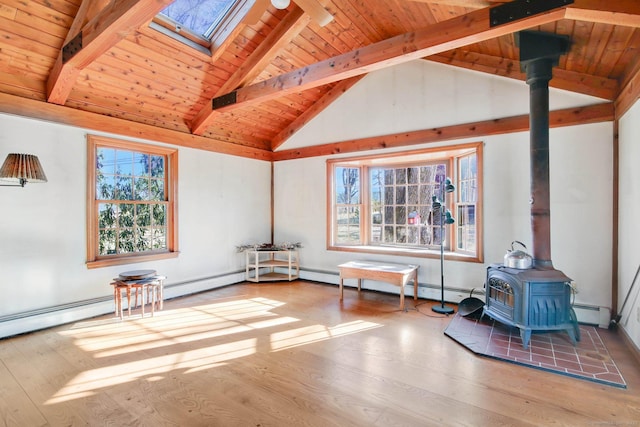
left=0, top=0, right=639, bottom=161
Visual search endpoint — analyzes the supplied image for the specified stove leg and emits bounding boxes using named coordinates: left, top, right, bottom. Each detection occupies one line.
left=570, top=308, right=581, bottom=342
left=520, top=329, right=532, bottom=350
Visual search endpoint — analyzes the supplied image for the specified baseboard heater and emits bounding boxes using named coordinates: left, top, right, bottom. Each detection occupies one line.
left=0, top=268, right=611, bottom=339
left=0, top=270, right=245, bottom=339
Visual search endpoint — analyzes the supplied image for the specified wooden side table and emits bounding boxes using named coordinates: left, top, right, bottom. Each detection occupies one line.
left=111, top=275, right=165, bottom=319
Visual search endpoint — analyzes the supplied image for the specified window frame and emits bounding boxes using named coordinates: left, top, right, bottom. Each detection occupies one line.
left=86, top=135, right=179, bottom=269
left=326, top=142, right=483, bottom=263
left=151, top=0, right=251, bottom=52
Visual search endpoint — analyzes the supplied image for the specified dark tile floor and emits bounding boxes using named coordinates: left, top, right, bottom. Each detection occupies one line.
left=444, top=313, right=626, bottom=388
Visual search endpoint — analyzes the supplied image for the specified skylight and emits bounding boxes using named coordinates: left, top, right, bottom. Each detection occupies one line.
left=159, top=0, right=237, bottom=40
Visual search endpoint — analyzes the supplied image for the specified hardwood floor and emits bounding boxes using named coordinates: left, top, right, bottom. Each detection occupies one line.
left=1, top=280, right=639, bottom=426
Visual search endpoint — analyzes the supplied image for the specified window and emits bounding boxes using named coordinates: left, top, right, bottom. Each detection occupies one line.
left=152, top=0, right=248, bottom=50
left=327, top=143, right=482, bottom=262
left=86, top=136, right=178, bottom=268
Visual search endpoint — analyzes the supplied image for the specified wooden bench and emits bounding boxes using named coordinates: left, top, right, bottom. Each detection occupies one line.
left=338, top=261, right=419, bottom=310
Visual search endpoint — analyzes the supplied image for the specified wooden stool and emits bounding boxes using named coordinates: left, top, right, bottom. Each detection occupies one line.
left=111, top=275, right=166, bottom=319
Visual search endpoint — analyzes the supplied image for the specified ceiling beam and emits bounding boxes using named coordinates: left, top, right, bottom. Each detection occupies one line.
left=0, top=92, right=272, bottom=161
left=192, top=6, right=311, bottom=135
left=205, top=2, right=570, bottom=119
left=428, top=50, right=618, bottom=100
left=47, top=0, right=174, bottom=105
left=406, top=0, right=509, bottom=8
left=565, top=0, right=640, bottom=27
left=273, top=102, right=614, bottom=161
left=615, top=58, right=640, bottom=118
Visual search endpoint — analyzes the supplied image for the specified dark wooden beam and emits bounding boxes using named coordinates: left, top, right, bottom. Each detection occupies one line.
left=206, top=4, right=570, bottom=116
left=47, top=0, right=174, bottom=105
left=565, top=0, right=640, bottom=27
left=272, top=102, right=614, bottom=161
left=0, top=92, right=272, bottom=161
left=192, top=6, right=311, bottom=135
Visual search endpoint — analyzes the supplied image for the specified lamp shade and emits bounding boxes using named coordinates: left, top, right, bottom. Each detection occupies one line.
left=444, top=177, right=455, bottom=193
left=0, top=153, right=48, bottom=187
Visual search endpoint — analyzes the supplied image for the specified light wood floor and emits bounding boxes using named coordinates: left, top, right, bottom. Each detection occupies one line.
left=1, top=281, right=639, bottom=426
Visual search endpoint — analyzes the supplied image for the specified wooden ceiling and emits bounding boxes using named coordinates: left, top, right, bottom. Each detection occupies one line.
left=0, top=0, right=638, bottom=161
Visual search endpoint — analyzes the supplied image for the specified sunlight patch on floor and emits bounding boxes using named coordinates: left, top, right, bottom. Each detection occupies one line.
left=270, top=320, right=382, bottom=351
left=45, top=338, right=258, bottom=404
left=47, top=296, right=379, bottom=404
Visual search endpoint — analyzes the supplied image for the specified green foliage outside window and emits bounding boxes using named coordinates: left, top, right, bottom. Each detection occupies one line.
left=96, top=147, right=168, bottom=256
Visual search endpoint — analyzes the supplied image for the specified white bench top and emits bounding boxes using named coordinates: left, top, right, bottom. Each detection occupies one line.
left=338, top=261, right=418, bottom=274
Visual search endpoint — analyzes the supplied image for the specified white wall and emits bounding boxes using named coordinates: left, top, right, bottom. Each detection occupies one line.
left=281, top=60, right=604, bottom=150
left=275, top=60, right=614, bottom=323
left=0, top=113, right=272, bottom=335
left=618, top=100, right=640, bottom=349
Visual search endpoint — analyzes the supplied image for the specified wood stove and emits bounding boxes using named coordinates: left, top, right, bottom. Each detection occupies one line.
left=482, top=31, right=580, bottom=349
left=485, top=264, right=579, bottom=349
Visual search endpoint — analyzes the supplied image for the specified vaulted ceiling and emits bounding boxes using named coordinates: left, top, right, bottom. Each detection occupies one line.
left=0, top=0, right=638, bottom=161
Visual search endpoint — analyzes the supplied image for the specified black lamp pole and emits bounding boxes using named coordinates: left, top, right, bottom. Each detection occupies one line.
left=432, top=178, right=455, bottom=315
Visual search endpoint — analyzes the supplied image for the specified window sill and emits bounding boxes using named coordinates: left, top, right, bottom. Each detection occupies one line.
left=328, top=245, right=482, bottom=263
left=86, top=251, right=179, bottom=269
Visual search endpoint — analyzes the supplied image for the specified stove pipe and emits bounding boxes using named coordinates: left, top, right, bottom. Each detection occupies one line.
left=517, top=31, right=570, bottom=269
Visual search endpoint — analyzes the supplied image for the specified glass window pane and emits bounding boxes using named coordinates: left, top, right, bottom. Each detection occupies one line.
left=136, top=228, right=152, bottom=252
left=116, top=150, right=133, bottom=176
left=384, top=206, right=394, bottom=224
left=97, top=175, right=115, bottom=200
left=384, top=169, right=394, bottom=185
left=408, top=167, right=418, bottom=184
left=420, top=165, right=434, bottom=183
left=395, top=186, right=406, bottom=204
left=99, top=229, right=116, bottom=255
left=153, top=204, right=167, bottom=226
left=116, top=176, right=133, bottom=200
left=407, top=226, right=419, bottom=244
left=160, top=0, right=236, bottom=38
left=119, top=228, right=135, bottom=253
left=383, top=225, right=394, bottom=242
left=384, top=186, right=394, bottom=205
left=120, top=204, right=135, bottom=227
left=407, top=185, right=419, bottom=204
left=136, top=204, right=151, bottom=227
left=134, top=177, right=150, bottom=201
left=98, top=203, right=117, bottom=228
left=151, top=178, right=165, bottom=201
left=97, top=148, right=115, bottom=174
left=395, top=206, right=406, bottom=224
left=460, top=156, right=469, bottom=180
left=153, top=229, right=167, bottom=250
left=151, top=155, right=165, bottom=178
left=336, top=167, right=359, bottom=204
left=134, top=153, right=149, bottom=177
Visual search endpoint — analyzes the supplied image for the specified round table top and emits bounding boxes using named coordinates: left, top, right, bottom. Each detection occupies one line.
left=119, top=269, right=157, bottom=280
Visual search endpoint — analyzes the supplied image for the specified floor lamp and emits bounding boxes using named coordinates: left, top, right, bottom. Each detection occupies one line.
left=431, top=177, right=455, bottom=315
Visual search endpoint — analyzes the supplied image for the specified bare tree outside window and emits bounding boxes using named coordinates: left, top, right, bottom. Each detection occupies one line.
left=327, top=143, right=482, bottom=260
